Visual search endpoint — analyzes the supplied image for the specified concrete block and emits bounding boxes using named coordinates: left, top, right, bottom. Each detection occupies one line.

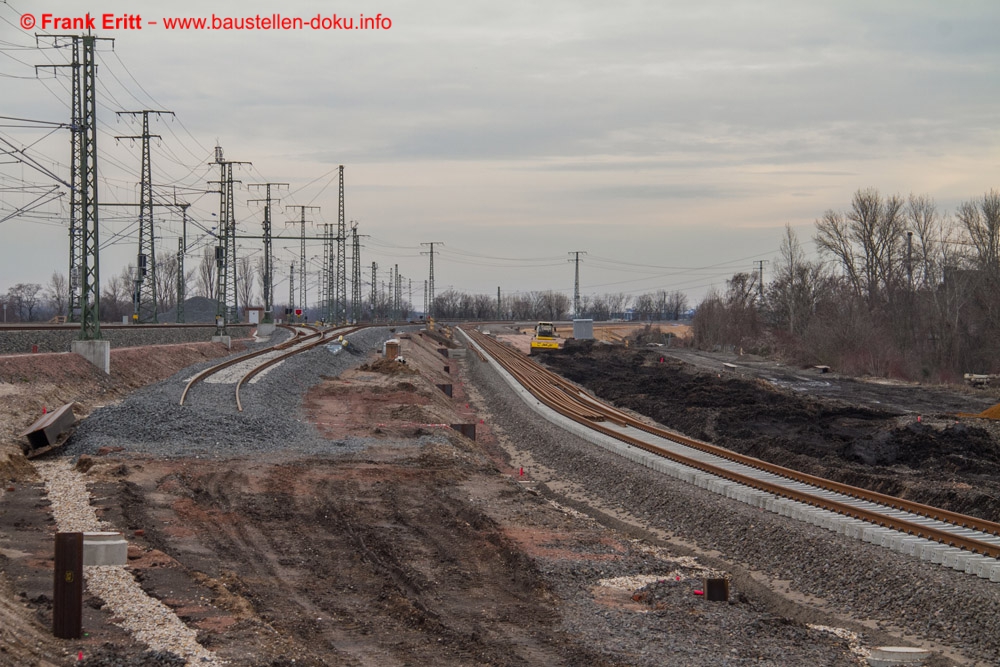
left=971, top=557, right=998, bottom=578
left=961, top=554, right=992, bottom=574
left=928, top=547, right=951, bottom=564
left=990, top=564, right=1000, bottom=582
left=256, top=323, right=276, bottom=336
left=83, top=532, right=127, bottom=566
left=211, top=335, right=232, bottom=349
left=71, top=339, right=110, bottom=375
left=867, top=646, right=930, bottom=666
left=944, top=551, right=973, bottom=571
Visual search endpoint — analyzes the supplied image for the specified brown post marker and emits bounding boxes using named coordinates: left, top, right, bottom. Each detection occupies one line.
left=53, top=532, right=84, bottom=638
left=704, top=577, right=729, bottom=602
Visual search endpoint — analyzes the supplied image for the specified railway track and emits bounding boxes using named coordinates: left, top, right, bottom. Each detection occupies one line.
left=180, top=324, right=360, bottom=411
left=0, top=322, right=254, bottom=331
left=460, top=326, right=1000, bottom=580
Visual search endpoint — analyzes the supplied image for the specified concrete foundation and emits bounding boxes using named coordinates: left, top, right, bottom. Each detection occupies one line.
left=256, top=323, right=276, bottom=337
left=71, top=340, right=110, bottom=375
left=211, top=335, right=232, bottom=349
left=83, top=532, right=127, bottom=566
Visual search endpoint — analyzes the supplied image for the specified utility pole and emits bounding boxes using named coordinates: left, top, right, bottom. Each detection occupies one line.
left=568, top=251, right=587, bottom=317
left=285, top=205, right=320, bottom=320
left=423, top=280, right=428, bottom=316
left=394, top=264, right=400, bottom=320
left=248, top=182, right=287, bottom=324
left=371, top=262, right=377, bottom=322
left=497, top=286, right=501, bottom=320
left=115, top=110, right=173, bottom=323
left=906, top=231, right=914, bottom=292
left=36, top=36, right=82, bottom=322
left=174, top=201, right=190, bottom=323
left=334, top=166, right=348, bottom=324
left=210, top=146, right=250, bottom=334
left=288, top=261, right=295, bottom=322
left=322, top=223, right=331, bottom=320
left=421, top=242, right=443, bottom=318
left=37, top=35, right=113, bottom=339
left=388, top=266, right=394, bottom=321
left=351, top=223, right=365, bottom=323
left=754, top=260, right=767, bottom=299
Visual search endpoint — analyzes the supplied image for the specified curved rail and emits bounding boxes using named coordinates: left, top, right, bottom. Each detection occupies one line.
left=179, top=325, right=320, bottom=405
left=235, top=327, right=361, bottom=411
left=462, top=326, right=1000, bottom=559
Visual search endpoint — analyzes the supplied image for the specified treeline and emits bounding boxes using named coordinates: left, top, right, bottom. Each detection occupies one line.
left=428, top=288, right=688, bottom=321
left=694, top=188, right=1000, bottom=381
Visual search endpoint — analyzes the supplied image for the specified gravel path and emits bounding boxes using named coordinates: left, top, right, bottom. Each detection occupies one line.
left=34, top=460, right=221, bottom=666
left=65, top=327, right=397, bottom=459
left=462, top=340, right=1000, bottom=665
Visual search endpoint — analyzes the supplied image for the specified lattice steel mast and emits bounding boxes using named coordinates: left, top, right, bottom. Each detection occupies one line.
left=568, top=251, right=587, bottom=317
left=335, top=165, right=347, bottom=324
left=210, top=146, right=250, bottom=334
left=36, top=35, right=112, bottom=334
left=285, top=205, right=319, bottom=319
left=116, top=110, right=173, bottom=322
left=351, top=222, right=363, bottom=323
left=421, top=242, right=442, bottom=319
left=247, top=182, right=287, bottom=324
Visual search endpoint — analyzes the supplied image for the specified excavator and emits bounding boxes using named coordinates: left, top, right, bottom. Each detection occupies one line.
left=529, top=321, right=564, bottom=354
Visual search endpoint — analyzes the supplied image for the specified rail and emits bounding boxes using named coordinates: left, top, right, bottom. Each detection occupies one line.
left=462, top=326, right=1000, bottom=559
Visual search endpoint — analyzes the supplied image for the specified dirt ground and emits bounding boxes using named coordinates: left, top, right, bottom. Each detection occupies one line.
left=4, top=326, right=996, bottom=665
left=539, top=341, right=1000, bottom=523
left=0, top=340, right=249, bottom=666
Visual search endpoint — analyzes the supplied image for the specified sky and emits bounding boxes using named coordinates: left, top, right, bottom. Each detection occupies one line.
left=1, top=0, right=998, bottom=310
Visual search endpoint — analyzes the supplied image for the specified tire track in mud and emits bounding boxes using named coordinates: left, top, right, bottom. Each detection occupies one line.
left=129, top=457, right=612, bottom=666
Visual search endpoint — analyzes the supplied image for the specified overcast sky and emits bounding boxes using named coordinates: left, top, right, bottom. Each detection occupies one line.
left=1, top=0, right=998, bottom=310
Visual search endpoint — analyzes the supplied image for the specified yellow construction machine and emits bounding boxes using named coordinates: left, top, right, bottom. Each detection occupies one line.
left=529, top=321, right=564, bottom=354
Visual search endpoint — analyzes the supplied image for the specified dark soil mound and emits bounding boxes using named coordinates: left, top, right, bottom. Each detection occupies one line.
left=541, top=345, right=1000, bottom=522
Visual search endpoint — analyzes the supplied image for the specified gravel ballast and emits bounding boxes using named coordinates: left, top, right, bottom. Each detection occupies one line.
left=66, top=327, right=402, bottom=458
left=462, top=341, right=1000, bottom=665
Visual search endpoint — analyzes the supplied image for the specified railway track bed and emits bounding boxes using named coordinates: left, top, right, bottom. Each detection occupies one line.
left=6, top=324, right=1000, bottom=664
left=461, top=327, right=1000, bottom=583
left=462, top=328, right=1000, bottom=664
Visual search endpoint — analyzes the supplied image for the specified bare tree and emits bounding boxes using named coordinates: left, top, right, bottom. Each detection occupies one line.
left=666, top=291, right=689, bottom=320
left=906, top=194, right=942, bottom=290
left=605, top=293, right=631, bottom=319
left=6, top=283, right=43, bottom=321
left=633, top=293, right=656, bottom=321
left=198, top=247, right=217, bottom=298
left=46, top=272, right=68, bottom=318
left=815, top=188, right=906, bottom=309
left=155, top=252, right=179, bottom=314
left=956, top=189, right=1000, bottom=277
left=767, top=225, right=820, bottom=335
left=99, top=267, right=134, bottom=322
left=236, top=254, right=256, bottom=316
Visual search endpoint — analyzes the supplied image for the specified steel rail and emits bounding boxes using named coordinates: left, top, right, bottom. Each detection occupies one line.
left=464, top=327, right=1000, bottom=559
left=468, top=328, right=1000, bottom=536
left=235, top=327, right=362, bottom=412
left=178, top=325, right=320, bottom=405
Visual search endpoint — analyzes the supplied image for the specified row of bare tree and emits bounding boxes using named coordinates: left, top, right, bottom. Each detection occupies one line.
left=693, top=188, right=1000, bottom=380
left=427, top=288, right=688, bottom=322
